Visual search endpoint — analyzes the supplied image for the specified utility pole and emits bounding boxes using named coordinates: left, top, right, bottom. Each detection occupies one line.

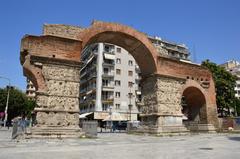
left=0, top=76, right=11, bottom=127
left=109, top=106, right=112, bottom=132
left=128, top=82, right=134, bottom=121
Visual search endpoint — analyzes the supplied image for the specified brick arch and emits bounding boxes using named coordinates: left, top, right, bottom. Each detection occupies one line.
left=181, top=80, right=209, bottom=104
left=78, top=21, right=159, bottom=76
left=182, top=80, right=208, bottom=122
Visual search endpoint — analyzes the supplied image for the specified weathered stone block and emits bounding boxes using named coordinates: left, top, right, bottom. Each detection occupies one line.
left=45, top=80, right=79, bottom=97
left=141, top=75, right=184, bottom=116
left=42, top=65, right=80, bottom=82
left=36, top=112, right=79, bottom=127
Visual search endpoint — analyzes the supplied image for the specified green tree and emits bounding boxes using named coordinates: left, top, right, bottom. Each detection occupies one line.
left=0, top=87, right=35, bottom=121
left=202, top=60, right=239, bottom=116
left=234, top=97, right=240, bottom=116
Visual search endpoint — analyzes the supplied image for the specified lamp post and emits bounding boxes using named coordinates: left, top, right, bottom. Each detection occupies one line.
left=128, top=82, right=134, bottom=121
left=109, top=105, right=113, bottom=132
left=0, top=76, right=11, bottom=127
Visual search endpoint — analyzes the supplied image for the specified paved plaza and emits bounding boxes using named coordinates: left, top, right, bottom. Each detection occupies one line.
left=0, top=128, right=240, bottom=159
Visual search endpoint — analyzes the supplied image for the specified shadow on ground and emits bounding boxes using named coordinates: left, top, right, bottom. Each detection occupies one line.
left=228, top=136, right=240, bottom=141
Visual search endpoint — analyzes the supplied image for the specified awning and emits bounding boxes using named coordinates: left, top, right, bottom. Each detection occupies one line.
left=103, top=112, right=127, bottom=121
left=79, top=112, right=93, bottom=119
left=104, top=53, right=115, bottom=60
left=136, top=91, right=141, bottom=95
left=86, top=90, right=93, bottom=95
left=80, top=55, right=95, bottom=71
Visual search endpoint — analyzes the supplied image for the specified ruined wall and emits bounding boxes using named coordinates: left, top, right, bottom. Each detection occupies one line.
left=21, top=35, right=81, bottom=62
left=43, top=24, right=84, bottom=40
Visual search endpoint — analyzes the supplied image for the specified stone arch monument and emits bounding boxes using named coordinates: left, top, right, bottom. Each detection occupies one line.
left=20, top=21, right=218, bottom=137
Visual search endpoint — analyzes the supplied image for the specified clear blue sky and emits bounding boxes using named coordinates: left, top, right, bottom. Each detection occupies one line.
left=0, top=0, right=239, bottom=90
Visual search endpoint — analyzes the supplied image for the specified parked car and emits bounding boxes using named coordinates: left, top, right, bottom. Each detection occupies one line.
left=115, top=121, right=127, bottom=130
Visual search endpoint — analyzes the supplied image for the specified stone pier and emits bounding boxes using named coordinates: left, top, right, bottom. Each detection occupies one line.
left=26, top=56, right=83, bottom=138
left=138, top=75, right=188, bottom=135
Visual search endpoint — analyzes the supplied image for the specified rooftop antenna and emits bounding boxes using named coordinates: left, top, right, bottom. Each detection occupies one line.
left=192, top=44, right=197, bottom=63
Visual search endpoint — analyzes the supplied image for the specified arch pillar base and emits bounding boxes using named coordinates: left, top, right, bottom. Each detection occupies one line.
left=132, top=114, right=189, bottom=135
left=137, top=75, right=189, bottom=135
left=184, top=122, right=216, bottom=133
left=25, top=56, right=83, bottom=138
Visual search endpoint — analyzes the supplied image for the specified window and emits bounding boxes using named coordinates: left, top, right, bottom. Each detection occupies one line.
left=115, top=104, right=120, bottom=109
left=128, top=60, right=133, bottom=66
left=116, top=58, right=121, bottom=64
left=103, top=68, right=109, bottom=74
left=103, top=104, right=110, bottom=111
left=115, top=92, right=121, bottom=98
left=128, top=93, right=133, bottom=97
left=117, top=47, right=121, bottom=53
left=116, top=69, right=121, bottom=75
left=104, top=45, right=112, bottom=52
left=115, top=80, right=121, bottom=86
left=128, top=81, right=133, bottom=87
left=128, top=71, right=133, bottom=76
left=102, top=79, right=109, bottom=86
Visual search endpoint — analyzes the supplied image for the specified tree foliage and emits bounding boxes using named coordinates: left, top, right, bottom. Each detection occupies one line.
left=0, top=87, right=35, bottom=121
left=202, top=60, right=240, bottom=116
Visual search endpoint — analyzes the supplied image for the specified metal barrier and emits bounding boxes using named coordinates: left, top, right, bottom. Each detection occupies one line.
left=233, top=117, right=240, bottom=130
left=219, top=117, right=240, bottom=130
left=82, top=121, right=98, bottom=137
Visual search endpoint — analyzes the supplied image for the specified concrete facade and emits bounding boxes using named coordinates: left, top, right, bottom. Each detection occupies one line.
left=26, top=79, right=36, bottom=100
left=79, top=43, right=140, bottom=121
left=20, top=21, right=218, bottom=137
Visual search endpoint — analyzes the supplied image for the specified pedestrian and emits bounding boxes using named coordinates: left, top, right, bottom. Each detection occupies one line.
left=6, top=120, right=10, bottom=130
left=19, top=117, right=26, bottom=133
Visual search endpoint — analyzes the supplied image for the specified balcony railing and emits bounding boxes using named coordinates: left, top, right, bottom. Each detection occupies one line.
left=103, top=50, right=115, bottom=55
left=103, top=62, right=114, bottom=66
left=102, top=72, right=114, bottom=77
left=102, top=97, right=114, bottom=103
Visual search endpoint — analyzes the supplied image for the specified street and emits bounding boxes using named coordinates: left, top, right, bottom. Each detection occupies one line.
left=0, top=128, right=240, bottom=159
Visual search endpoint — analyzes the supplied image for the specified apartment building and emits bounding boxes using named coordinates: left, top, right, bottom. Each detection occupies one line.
left=26, top=79, right=36, bottom=100
left=79, top=43, right=140, bottom=121
left=79, top=38, right=191, bottom=121
left=148, top=36, right=190, bottom=62
left=220, top=60, right=240, bottom=99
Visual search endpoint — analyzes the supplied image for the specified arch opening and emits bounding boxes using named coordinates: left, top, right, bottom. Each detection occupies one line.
left=79, top=41, right=144, bottom=132
left=181, top=87, right=207, bottom=128
left=81, top=31, right=158, bottom=77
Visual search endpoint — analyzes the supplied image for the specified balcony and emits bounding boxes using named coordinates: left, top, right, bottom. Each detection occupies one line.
left=103, top=50, right=115, bottom=54
left=80, top=88, right=87, bottom=94
left=102, top=96, right=114, bottom=103
left=162, top=45, right=188, bottom=55
left=80, top=71, right=87, bottom=78
left=102, top=85, right=114, bottom=91
left=88, top=73, right=97, bottom=80
left=103, top=62, right=114, bottom=67
left=102, top=72, right=114, bottom=77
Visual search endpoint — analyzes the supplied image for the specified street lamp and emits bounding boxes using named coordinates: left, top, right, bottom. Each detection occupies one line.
left=128, top=82, right=135, bottom=121
left=109, top=105, right=113, bottom=132
left=0, top=76, right=11, bottom=127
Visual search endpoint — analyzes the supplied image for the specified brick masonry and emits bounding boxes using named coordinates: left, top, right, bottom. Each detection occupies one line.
left=20, top=21, right=219, bottom=137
